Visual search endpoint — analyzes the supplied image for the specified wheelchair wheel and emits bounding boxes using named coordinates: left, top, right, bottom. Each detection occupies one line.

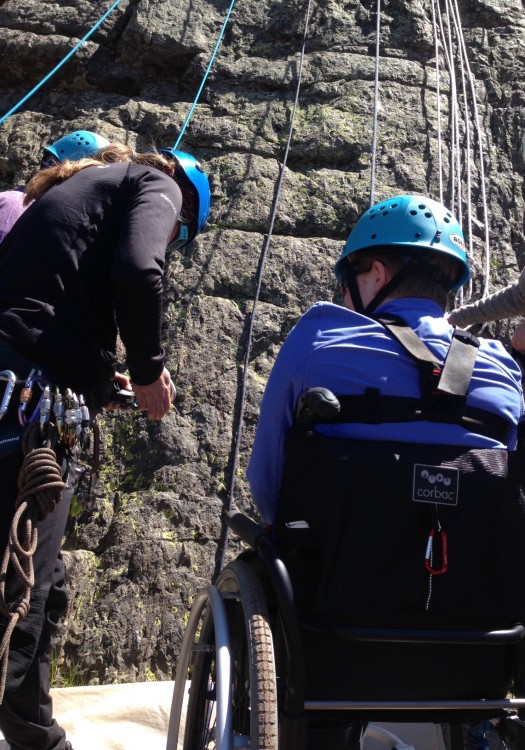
left=182, top=558, right=278, bottom=750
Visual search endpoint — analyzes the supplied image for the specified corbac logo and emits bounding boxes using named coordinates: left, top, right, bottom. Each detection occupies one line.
left=412, top=463, right=459, bottom=506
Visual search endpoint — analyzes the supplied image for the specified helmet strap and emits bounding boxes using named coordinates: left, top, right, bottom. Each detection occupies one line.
left=363, top=256, right=454, bottom=316
left=343, top=267, right=365, bottom=315
left=363, top=270, right=408, bottom=316
left=178, top=224, right=189, bottom=244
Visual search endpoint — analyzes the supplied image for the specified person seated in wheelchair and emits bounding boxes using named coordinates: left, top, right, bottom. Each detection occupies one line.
left=246, top=194, right=524, bottom=750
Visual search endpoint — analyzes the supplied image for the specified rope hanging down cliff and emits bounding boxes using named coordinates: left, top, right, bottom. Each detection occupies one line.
left=0, top=0, right=125, bottom=126
left=369, top=0, right=492, bottom=309
left=0, top=0, right=238, bottom=148
left=173, top=0, right=238, bottom=150
left=215, top=0, right=315, bottom=576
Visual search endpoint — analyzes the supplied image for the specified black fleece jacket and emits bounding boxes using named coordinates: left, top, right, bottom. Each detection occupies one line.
left=0, top=162, right=182, bottom=408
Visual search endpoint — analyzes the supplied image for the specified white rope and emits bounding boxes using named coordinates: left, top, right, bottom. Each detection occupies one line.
left=431, top=0, right=444, bottom=205
left=368, top=0, right=491, bottom=308
left=443, top=0, right=461, bottom=219
left=369, top=0, right=381, bottom=206
left=450, top=0, right=491, bottom=303
left=448, top=0, right=475, bottom=301
left=432, top=0, right=491, bottom=309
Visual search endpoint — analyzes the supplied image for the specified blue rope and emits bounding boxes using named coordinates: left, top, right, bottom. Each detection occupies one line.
left=0, top=0, right=124, bottom=127
left=173, top=0, right=237, bottom=150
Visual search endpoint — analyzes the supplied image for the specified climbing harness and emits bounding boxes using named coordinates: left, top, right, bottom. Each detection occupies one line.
left=0, top=368, right=99, bottom=703
left=300, top=316, right=510, bottom=443
left=292, top=315, right=497, bottom=615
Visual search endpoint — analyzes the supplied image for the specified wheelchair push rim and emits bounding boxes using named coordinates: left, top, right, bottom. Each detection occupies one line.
left=166, top=558, right=278, bottom=750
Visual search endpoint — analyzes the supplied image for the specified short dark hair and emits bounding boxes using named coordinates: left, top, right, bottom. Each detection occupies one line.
left=345, top=247, right=462, bottom=309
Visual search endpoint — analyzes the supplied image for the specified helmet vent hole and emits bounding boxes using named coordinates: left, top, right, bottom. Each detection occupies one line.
left=444, top=217, right=450, bottom=223
left=410, top=210, right=417, bottom=216
left=371, top=233, right=377, bottom=239
left=391, top=203, right=398, bottom=208
left=418, top=204, right=426, bottom=210
left=414, top=232, right=422, bottom=238
left=424, top=212, right=432, bottom=218
left=381, top=211, right=389, bottom=216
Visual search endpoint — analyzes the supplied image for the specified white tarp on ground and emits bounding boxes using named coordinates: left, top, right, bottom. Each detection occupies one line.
left=0, top=680, right=445, bottom=750
left=0, top=681, right=175, bottom=750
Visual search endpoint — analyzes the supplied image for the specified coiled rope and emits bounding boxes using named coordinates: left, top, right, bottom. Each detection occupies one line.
left=215, top=0, right=314, bottom=576
left=0, top=422, right=66, bottom=703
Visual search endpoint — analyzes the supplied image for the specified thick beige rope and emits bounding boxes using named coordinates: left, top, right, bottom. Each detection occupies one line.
left=0, top=422, right=66, bottom=703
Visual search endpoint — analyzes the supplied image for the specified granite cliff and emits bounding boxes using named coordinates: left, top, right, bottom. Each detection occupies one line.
left=0, top=0, right=524, bottom=686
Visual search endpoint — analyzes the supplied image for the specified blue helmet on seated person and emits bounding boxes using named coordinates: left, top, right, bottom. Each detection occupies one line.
left=335, top=194, right=470, bottom=290
left=41, top=130, right=110, bottom=167
left=158, top=148, right=211, bottom=247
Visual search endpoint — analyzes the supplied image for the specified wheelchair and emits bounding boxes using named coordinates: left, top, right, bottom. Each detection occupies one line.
left=166, top=389, right=525, bottom=750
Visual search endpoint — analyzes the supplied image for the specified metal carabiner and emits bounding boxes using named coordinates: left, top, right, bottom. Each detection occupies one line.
left=39, top=385, right=53, bottom=434
left=53, top=386, right=64, bottom=440
left=425, top=528, right=448, bottom=575
left=0, top=370, right=16, bottom=421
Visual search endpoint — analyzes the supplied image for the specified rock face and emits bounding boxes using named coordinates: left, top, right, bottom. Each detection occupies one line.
left=0, top=0, right=524, bottom=686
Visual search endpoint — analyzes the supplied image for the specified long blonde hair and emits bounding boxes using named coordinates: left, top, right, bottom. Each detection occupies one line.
left=24, top=145, right=177, bottom=205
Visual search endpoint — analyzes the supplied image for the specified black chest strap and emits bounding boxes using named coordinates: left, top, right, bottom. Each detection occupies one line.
left=329, top=392, right=511, bottom=444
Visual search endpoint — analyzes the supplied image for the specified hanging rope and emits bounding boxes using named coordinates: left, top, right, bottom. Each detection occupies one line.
left=447, top=0, right=474, bottom=303
left=449, top=0, right=491, bottom=303
left=369, top=0, right=382, bottom=206
left=431, top=0, right=444, bottom=205
left=215, top=0, right=314, bottom=576
left=173, top=0, right=238, bottom=150
left=432, top=0, right=491, bottom=308
left=0, top=0, right=124, bottom=127
left=0, top=422, right=65, bottom=704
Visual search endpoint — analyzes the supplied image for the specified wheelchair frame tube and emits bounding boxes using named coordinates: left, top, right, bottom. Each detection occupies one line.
left=304, top=698, right=525, bottom=711
left=166, top=585, right=232, bottom=750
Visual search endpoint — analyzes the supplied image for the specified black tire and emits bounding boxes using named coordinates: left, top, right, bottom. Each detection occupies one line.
left=183, top=559, right=278, bottom=750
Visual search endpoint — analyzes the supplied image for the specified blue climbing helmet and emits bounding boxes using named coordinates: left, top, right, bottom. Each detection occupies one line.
left=335, top=194, right=470, bottom=291
left=158, top=148, right=211, bottom=245
left=42, top=130, right=110, bottom=166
